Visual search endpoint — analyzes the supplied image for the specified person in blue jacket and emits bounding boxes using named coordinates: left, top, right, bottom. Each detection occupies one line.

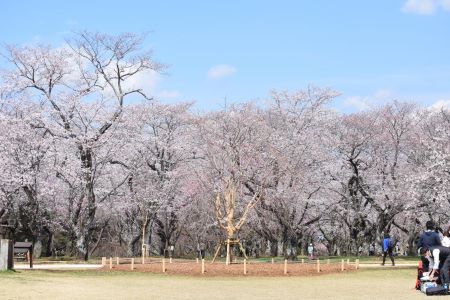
left=381, top=233, right=395, bottom=266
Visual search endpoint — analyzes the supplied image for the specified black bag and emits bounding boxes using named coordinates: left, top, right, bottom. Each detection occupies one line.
left=425, top=286, right=448, bottom=296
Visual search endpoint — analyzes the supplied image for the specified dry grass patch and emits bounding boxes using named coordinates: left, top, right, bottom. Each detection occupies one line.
left=0, top=268, right=424, bottom=300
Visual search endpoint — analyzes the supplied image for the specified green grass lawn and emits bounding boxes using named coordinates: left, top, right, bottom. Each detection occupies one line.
left=0, top=267, right=426, bottom=300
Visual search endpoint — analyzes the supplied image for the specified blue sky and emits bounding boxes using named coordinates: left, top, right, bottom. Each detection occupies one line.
left=2, top=0, right=450, bottom=112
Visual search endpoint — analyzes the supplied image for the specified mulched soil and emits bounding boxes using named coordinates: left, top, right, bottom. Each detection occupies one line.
left=99, top=259, right=357, bottom=277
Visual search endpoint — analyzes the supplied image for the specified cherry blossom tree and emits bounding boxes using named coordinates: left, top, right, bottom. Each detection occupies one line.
left=1, top=31, right=164, bottom=259
left=408, top=108, right=450, bottom=236
left=3, top=31, right=450, bottom=259
left=252, top=87, right=338, bottom=259
left=323, top=102, right=419, bottom=254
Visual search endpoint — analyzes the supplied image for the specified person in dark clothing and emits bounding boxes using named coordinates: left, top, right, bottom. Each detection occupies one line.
left=420, top=246, right=450, bottom=289
left=382, top=234, right=395, bottom=266
left=418, top=221, right=442, bottom=271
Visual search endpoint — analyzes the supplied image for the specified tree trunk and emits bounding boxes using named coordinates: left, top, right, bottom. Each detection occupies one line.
left=128, top=234, right=141, bottom=256
left=45, top=228, right=53, bottom=257
left=270, top=239, right=278, bottom=257
left=289, top=235, right=298, bottom=261
left=80, top=145, right=96, bottom=261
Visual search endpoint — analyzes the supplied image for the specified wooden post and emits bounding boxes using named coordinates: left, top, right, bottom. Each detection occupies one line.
left=162, top=258, right=166, bottom=273
left=301, top=258, right=304, bottom=264
left=284, top=259, right=288, bottom=275
left=0, top=240, right=14, bottom=271
left=244, top=259, right=247, bottom=275
left=317, top=259, right=320, bottom=273
left=271, top=258, right=274, bottom=264
left=29, top=246, right=33, bottom=269
left=141, top=243, right=146, bottom=265
left=116, top=257, right=119, bottom=265
left=131, top=258, right=134, bottom=270
left=327, top=258, right=330, bottom=265
left=196, top=258, right=199, bottom=263
left=346, top=258, right=349, bottom=265
left=356, top=259, right=359, bottom=270
left=169, top=257, right=172, bottom=264
left=226, top=239, right=230, bottom=265
left=141, top=210, right=148, bottom=265
left=341, top=259, right=344, bottom=271
left=201, top=259, right=205, bottom=274
left=102, top=257, right=106, bottom=266
left=109, top=257, right=112, bottom=270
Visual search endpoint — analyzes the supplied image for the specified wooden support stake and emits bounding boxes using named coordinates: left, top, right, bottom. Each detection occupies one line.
left=169, top=257, right=172, bottom=264
left=341, top=259, right=344, bottom=271
left=284, top=259, right=288, bottom=275
left=109, top=257, right=112, bottom=270
left=346, top=258, right=349, bottom=265
left=317, top=259, right=320, bottom=273
left=102, top=257, right=106, bottom=266
left=131, top=258, right=134, bottom=270
left=201, top=259, right=205, bottom=274
left=226, top=239, right=230, bottom=265
left=116, top=257, right=119, bottom=265
left=271, top=258, right=274, bottom=264
left=356, top=259, right=359, bottom=270
left=196, top=258, right=199, bottom=263
left=301, top=258, right=304, bottom=264
left=244, top=259, right=247, bottom=275
left=327, top=258, right=330, bottom=265
left=162, top=258, right=166, bottom=273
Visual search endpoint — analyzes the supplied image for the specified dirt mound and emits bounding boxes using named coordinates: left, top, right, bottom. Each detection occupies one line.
left=100, top=260, right=356, bottom=277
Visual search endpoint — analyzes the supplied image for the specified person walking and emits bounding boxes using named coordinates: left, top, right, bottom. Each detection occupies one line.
left=381, top=234, right=395, bottom=266
left=442, top=226, right=450, bottom=248
left=307, top=243, right=314, bottom=259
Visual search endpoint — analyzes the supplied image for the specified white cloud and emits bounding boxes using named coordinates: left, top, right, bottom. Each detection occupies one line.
left=374, top=89, right=394, bottom=98
left=401, top=0, right=450, bottom=15
left=402, top=0, right=437, bottom=15
left=441, top=0, right=450, bottom=10
left=207, top=64, right=236, bottom=79
left=343, top=96, right=371, bottom=111
left=158, top=90, right=181, bottom=99
left=122, top=69, right=160, bottom=97
left=429, top=99, right=450, bottom=111
left=343, top=89, right=394, bottom=111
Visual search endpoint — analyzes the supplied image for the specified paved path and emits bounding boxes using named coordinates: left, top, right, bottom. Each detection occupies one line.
left=359, top=263, right=418, bottom=268
left=14, top=263, right=103, bottom=270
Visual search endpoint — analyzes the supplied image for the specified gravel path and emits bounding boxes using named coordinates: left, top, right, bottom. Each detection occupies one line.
left=359, top=263, right=418, bottom=268
left=14, top=263, right=102, bottom=270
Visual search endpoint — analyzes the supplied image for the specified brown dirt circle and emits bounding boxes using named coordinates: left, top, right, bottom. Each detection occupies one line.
left=100, top=260, right=357, bottom=277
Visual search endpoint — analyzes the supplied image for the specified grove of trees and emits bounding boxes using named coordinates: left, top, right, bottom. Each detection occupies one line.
left=1, top=32, right=449, bottom=260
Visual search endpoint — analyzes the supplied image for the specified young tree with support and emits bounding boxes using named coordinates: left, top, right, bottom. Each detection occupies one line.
left=212, top=178, right=261, bottom=264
